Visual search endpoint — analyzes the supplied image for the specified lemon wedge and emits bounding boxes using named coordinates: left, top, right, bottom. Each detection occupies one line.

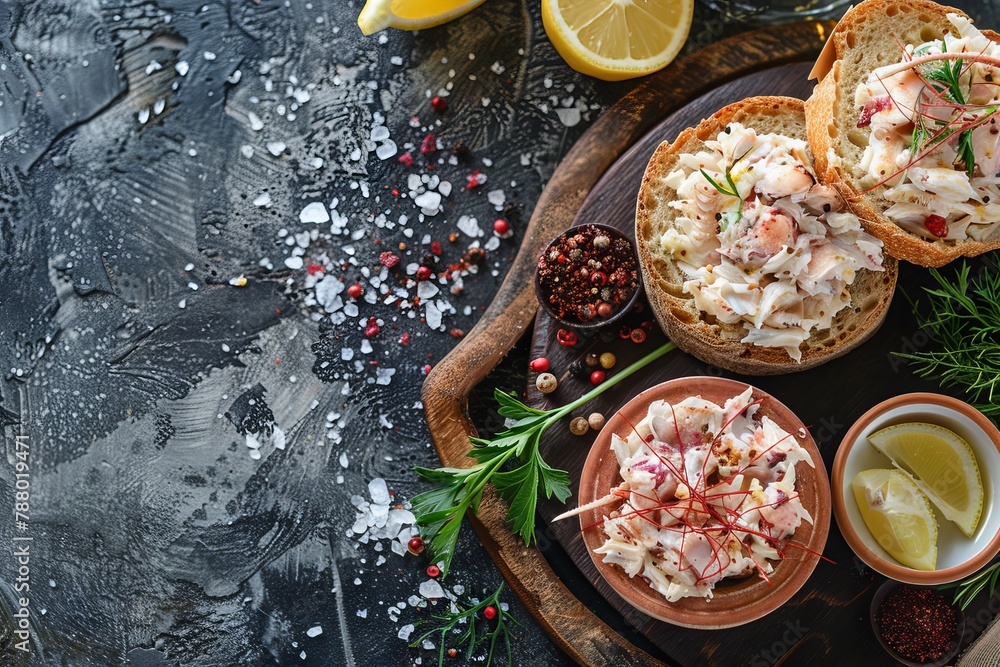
left=868, top=422, right=983, bottom=538
left=541, top=0, right=693, bottom=81
left=357, top=0, right=488, bottom=35
left=852, top=469, right=938, bottom=570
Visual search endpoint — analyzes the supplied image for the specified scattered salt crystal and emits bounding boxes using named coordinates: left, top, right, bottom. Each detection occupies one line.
left=354, top=578, right=362, bottom=585
left=437, top=180, right=452, bottom=197
left=249, top=449, right=261, bottom=460
left=376, top=140, right=397, bottom=160
left=188, top=282, right=199, bottom=291
left=273, top=427, right=286, bottom=450
left=453, top=585, right=465, bottom=595
left=370, top=126, right=390, bottom=142
left=484, top=236, right=500, bottom=251
left=390, top=56, right=403, bottom=66
left=248, top=112, right=264, bottom=131
left=267, top=141, right=286, bottom=156
left=375, top=368, right=396, bottom=385
left=305, top=157, right=323, bottom=169
left=456, top=215, right=482, bottom=237
left=298, top=202, right=330, bottom=225
left=203, top=51, right=217, bottom=60
left=421, top=640, right=435, bottom=651
left=306, top=626, right=323, bottom=638
left=487, top=189, right=506, bottom=209
left=339, top=452, right=349, bottom=468
left=300, top=651, right=306, bottom=659
left=357, top=609, right=368, bottom=618
left=368, top=478, right=390, bottom=505
left=360, top=340, right=374, bottom=354
left=178, top=299, right=186, bottom=309
left=153, top=99, right=165, bottom=115
left=398, top=624, right=414, bottom=641
left=419, top=579, right=445, bottom=599
left=413, top=191, right=441, bottom=213
left=240, top=145, right=254, bottom=158
left=175, top=61, right=189, bottom=76
left=556, top=107, right=582, bottom=127
left=341, top=348, right=354, bottom=361
left=417, top=282, right=439, bottom=300
left=352, top=517, right=367, bottom=534
left=425, top=301, right=442, bottom=329
left=284, top=256, right=304, bottom=270
left=253, top=192, right=272, bottom=207
left=145, top=60, right=162, bottom=75
left=138, top=108, right=150, bottom=124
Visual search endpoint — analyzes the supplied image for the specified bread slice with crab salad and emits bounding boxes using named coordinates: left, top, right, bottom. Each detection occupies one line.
left=806, top=0, right=1000, bottom=267
left=635, top=96, right=898, bottom=376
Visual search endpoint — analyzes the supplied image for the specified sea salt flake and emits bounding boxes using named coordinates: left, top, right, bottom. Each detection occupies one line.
left=419, top=580, right=445, bottom=599
left=487, top=189, right=505, bottom=209
left=425, top=301, right=442, bottom=329
left=437, top=180, right=452, bottom=197
left=300, top=202, right=330, bottom=224
left=370, top=126, right=390, bottom=142
left=456, top=215, right=482, bottom=237
left=398, top=624, right=414, bottom=641
left=376, top=140, right=397, bottom=160
left=306, top=626, right=323, bottom=638
left=556, top=107, right=581, bottom=127
left=368, top=478, right=390, bottom=505
left=375, top=368, right=396, bottom=385
left=203, top=51, right=217, bottom=60
left=175, top=61, right=189, bottom=76
left=253, top=192, right=272, bottom=207
left=267, top=141, right=286, bottom=156
left=413, top=191, right=441, bottom=212
left=248, top=112, right=264, bottom=131
left=284, top=256, right=304, bottom=270
left=417, top=282, right=439, bottom=300
left=340, top=452, right=349, bottom=468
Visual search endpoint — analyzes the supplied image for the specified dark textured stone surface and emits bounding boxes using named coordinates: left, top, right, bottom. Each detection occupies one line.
left=1, top=0, right=996, bottom=665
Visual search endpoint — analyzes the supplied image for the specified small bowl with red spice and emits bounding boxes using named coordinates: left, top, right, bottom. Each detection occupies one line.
left=871, top=580, right=965, bottom=666
left=535, top=223, right=642, bottom=332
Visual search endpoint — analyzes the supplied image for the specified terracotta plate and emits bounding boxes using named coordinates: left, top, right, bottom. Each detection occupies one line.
left=577, top=376, right=832, bottom=628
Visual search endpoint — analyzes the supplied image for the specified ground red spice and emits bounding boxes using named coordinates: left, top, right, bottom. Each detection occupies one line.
left=877, top=586, right=957, bottom=662
left=536, top=225, right=639, bottom=324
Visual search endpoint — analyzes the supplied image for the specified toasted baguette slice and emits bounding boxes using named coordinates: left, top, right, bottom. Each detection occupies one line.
left=805, top=0, right=1000, bottom=267
left=635, top=96, right=898, bottom=376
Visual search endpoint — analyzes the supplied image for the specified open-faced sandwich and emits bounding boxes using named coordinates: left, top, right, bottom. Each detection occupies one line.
left=635, top=96, right=898, bottom=375
left=807, top=0, right=1000, bottom=266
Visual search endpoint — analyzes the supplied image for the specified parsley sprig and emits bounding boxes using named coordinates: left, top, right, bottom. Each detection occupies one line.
left=896, top=260, right=1000, bottom=416
left=410, top=583, right=517, bottom=667
left=941, top=560, right=1000, bottom=610
left=411, top=340, right=678, bottom=577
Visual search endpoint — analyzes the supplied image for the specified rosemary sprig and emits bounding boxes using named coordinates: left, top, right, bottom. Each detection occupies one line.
left=940, top=560, right=1000, bottom=610
left=411, top=341, right=678, bottom=577
left=410, top=582, right=517, bottom=667
left=896, top=260, right=1000, bottom=416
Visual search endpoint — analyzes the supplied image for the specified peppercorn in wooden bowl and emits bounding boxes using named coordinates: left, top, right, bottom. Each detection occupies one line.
left=535, top=223, right=643, bottom=333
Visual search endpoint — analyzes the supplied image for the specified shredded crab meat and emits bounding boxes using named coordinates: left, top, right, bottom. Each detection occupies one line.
left=584, top=389, right=814, bottom=602
left=659, top=123, right=885, bottom=361
left=855, top=13, right=1000, bottom=240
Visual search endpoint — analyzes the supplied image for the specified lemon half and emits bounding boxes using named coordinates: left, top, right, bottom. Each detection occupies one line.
left=852, top=469, right=938, bottom=571
left=868, top=422, right=983, bottom=537
left=541, top=0, right=694, bottom=81
left=358, top=0, right=488, bottom=35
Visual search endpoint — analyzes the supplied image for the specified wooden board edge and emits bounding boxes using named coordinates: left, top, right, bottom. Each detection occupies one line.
left=420, top=20, right=836, bottom=667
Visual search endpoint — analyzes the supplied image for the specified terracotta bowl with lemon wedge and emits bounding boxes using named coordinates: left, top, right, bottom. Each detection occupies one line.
left=832, top=393, right=1000, bottom=585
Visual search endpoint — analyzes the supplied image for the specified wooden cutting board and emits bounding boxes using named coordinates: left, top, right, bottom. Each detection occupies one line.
left=418, top=20, right=906, bottom=667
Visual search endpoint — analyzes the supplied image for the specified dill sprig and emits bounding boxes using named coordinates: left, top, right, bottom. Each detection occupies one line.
left=940, top=560, right=1000, bottom=610
left=410, top=582, right=517, bottom=667
left=896, top=260, right=1000, bottom=416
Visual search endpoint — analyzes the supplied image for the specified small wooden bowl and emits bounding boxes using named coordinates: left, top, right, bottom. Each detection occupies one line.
left=578, top=376, right=831, bottom=628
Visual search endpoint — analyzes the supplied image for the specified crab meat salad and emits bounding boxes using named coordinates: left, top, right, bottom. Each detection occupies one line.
left=659, top=123, right=885, bottom=361
left=559, top=389, right=814, bottom=602
left=855, top=14, right=1000, bottom=241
